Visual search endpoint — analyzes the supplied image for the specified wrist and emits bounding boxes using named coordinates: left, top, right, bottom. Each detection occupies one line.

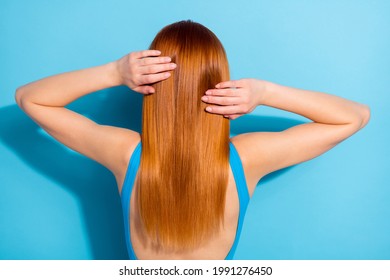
left=255, top=80, right=273, bottom=106
left=105, top=61, right=123, bottom=87
left=261, top=80, right=281, bottom=106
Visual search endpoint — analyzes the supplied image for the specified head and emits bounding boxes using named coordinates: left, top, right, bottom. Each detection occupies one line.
left=139, top=20, right=230, bottom=251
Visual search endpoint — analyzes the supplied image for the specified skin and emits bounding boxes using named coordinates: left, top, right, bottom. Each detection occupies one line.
left=15, top=50, right=370, bottom=259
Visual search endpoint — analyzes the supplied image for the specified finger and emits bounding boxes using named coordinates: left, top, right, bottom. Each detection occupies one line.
left=205, top=105, right=241, bottom=115
left=225, top=114, right=243, bottom=120
left=133, top=50, right=162, bottom=59
left=205, top=88, right=241, bottom=97
left=201, top=95, right=241, bottom=106
left=215, top=80, right=244, bottom=89
left=139, top=72, right=171, bottom=84
left=140, top=63, right=176, bottom=74
left=133, top=85, right=155, bottom=94
left=138, top=56, right=172, bottom=66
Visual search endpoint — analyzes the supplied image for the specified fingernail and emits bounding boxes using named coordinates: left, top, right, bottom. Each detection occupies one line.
left=201, top=96, right=208, bottom=101
left=215, top=84, right=220, bottom=88
left=171, top=63, right=177, bottom=68
left=165, top=72, right=171, bottom=77
left=205, top=90, right=211, bottom=95
left=206, top=107, right=212, bottom=112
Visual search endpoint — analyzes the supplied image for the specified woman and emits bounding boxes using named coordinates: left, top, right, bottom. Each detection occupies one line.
left=15, top=20, right=370, bottom=260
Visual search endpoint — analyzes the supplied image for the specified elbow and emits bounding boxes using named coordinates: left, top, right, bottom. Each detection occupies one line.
left=359, top=104, right=371, bottom=129
left=342, top=104, right=370, bottom=138
left=15, top=87, right=24, bottom=107
left=15, top=86, right=30, bottom=109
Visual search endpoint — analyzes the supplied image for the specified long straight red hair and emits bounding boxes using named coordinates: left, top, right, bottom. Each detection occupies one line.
left=139, top=20, right=230, bottom=251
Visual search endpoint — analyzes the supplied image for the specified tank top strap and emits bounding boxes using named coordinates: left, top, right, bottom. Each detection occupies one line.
left=120, top=141, right=142, bottom=260
left=225, top=141, right=250, bottom=260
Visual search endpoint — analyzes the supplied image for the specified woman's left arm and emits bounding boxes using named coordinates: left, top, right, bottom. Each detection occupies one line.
left=15, top=50, right=176, bottom=175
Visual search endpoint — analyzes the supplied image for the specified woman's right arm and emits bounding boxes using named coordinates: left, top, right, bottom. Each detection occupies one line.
left=15, top=50, right=175, bottom=179
left=202, top=79, right=370, bottom=195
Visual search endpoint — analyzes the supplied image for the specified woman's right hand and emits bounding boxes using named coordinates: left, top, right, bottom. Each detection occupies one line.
left=114, top=50, right=176, bottom=94
left=201, top=79, right=268, bottom=119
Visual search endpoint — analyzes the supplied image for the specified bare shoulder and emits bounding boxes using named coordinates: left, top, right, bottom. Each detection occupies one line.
left=230, top=132, right=272, bottom=197
left=230, top=120, right=360, bottom=196
left=111, top=128, right=140, bottom=193
left=108, top=126, right=140, bottom=166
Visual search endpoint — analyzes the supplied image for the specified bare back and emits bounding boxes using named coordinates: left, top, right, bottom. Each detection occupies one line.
left=116, top=134, right=257, bottom=260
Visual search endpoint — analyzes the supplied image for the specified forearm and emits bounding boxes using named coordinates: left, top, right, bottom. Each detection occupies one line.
left=262, top=81, right=370, bottom=128
left=15, top=62, right=120, bottom=108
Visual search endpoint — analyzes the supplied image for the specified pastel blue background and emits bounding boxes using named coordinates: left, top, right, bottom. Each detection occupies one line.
left=1, top=0, right=389, bottom=259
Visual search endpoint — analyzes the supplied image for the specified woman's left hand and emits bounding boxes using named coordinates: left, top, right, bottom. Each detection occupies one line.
left=201, top=79, right=267, bottom=119
left=114, top=50, right=176, bottom=94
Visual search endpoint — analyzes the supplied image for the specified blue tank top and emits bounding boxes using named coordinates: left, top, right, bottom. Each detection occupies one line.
left=120, top=141, right=250, bottom=260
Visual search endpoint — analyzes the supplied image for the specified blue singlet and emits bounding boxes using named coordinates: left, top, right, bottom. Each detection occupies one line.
left=120, top=142, right=250, bottom=260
